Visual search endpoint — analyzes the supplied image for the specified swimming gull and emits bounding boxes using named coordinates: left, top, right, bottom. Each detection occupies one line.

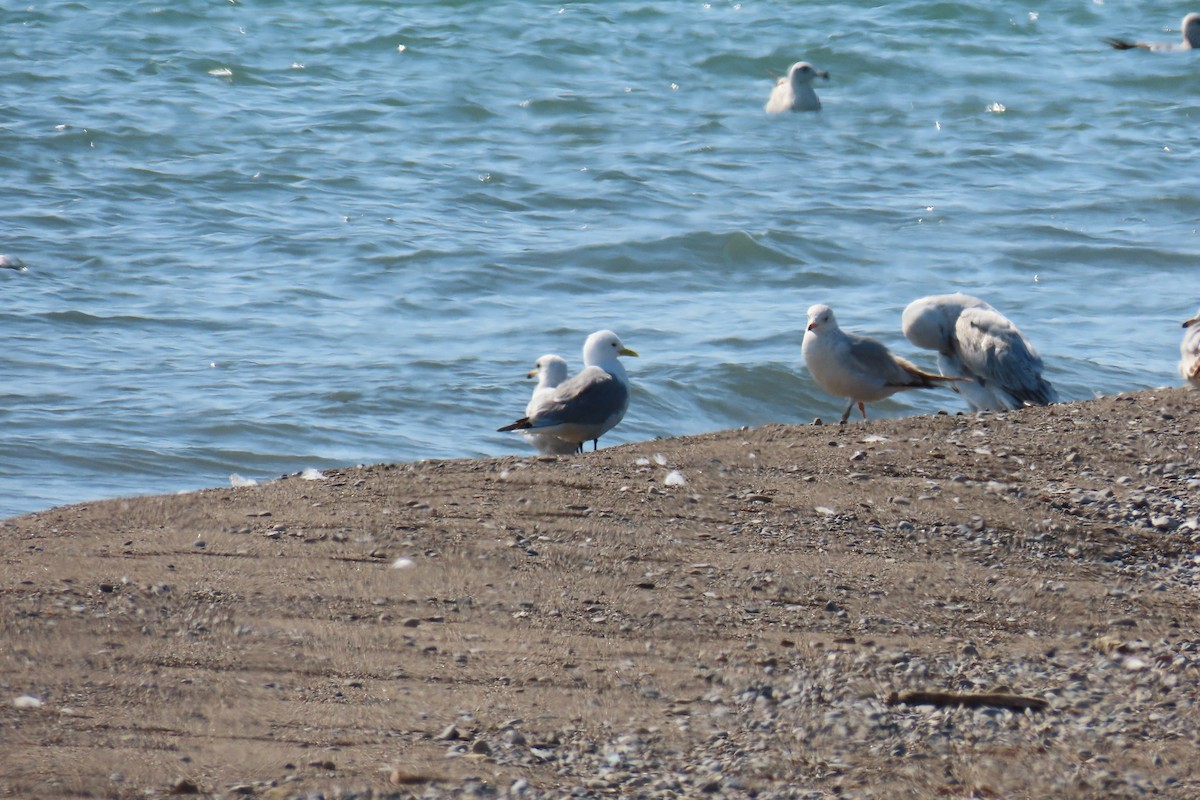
left=0, top=254, right=29, bottom=272
left=902, top=294, right=1058, bottom=412
left=499, top=330, right=638, bottom=451
left=1180, top=311, right=1200, bottom=387
left=802, top=304, right=964, bottom=424
left=765, top=61, right=829, bottom=113
left=518, top=354, right=580, bottom=455
left=1107, top=13, right=1200, bottom=50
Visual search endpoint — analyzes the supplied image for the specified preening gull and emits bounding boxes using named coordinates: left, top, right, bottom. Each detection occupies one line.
left=499, top=330, right=638, bottom=451
left=901, top=294, right=1058, bottom=412
left=1180, top=311, right=1200, bottom=388
left=765, top=61, right=829, bottom=113
left=518, top=354, right=580, bottom=455
left=1107, top=13, right=1200, bottom=50
left=802, top=304, right=964, bottom=424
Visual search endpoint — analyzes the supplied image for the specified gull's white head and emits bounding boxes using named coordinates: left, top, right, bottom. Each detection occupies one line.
left=583, top=330, right=639, bottom=366
left=805, top=304, right=836, bottom=334
left=529, top=354, right=569, bottom=386
left=901, top=294, right=994, bottom=354
left=788, top=61, right=830, bottom=87
left=901, top=299, right=952, bottom=353
left=1184, top=13, right=1200, bottom=48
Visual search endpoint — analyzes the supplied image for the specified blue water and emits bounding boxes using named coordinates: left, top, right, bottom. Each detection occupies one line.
left=2, top=1, right=1197, bottom=518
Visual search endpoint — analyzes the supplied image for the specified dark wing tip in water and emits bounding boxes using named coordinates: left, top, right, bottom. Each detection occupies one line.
left=497, top=417, right=532, bottom=432
left=1105, top=37, right=1139, bottom=50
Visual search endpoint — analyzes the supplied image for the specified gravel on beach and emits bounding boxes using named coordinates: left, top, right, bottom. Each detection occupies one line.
left=2, top=389, right=1199, bottom=799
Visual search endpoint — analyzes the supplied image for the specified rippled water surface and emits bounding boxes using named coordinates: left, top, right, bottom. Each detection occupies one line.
left=3, top=1, right=1198, bottom=517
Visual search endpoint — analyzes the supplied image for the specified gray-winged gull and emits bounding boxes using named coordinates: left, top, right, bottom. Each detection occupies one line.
left=802, top=304, right=964, bottom=424
left=902, top=294, right=1058, bottom=412
left=499, top=330, right=638, bottom=451
left=765, top=62, right=829, bottom=113
left=1180, top=311, right=1200, bottom=387
left=518, top=354, right=580, bottom=455
left=1107, top=13, right=1200, bottom=50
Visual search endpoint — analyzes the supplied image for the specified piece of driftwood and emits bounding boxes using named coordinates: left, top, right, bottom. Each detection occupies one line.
left=886, top=690, right=1049, bottom=712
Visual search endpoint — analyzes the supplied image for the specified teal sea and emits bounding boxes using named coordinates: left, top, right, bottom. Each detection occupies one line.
left=3, top=1, right=1198, bottom=517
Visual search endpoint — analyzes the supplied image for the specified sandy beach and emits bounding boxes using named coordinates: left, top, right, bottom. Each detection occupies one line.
left=2, top=389, right=1199, bottom=799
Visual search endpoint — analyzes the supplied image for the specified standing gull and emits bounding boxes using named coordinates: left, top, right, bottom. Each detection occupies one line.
left=518, top=354, right=580, bottom=455
left=765, top=61, right=829, bottom=113
left=802, top=304, right=964, bottom=424
left=1107, top=13, right=1200, bottom=50
left=901, top=294, right=1058, bottom=412
left=499, top=330, right=638, bottom=451
left=1180, top=311, right=1200, bottom=388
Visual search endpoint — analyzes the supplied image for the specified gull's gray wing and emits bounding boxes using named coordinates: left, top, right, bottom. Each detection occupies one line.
left=528, top=366, right=629, bottom=428
left=939, top=351, right=1006, bottom=411
left=844, top=332, right=938, bottom=388
left=955, top=307, right=1057, bottom=407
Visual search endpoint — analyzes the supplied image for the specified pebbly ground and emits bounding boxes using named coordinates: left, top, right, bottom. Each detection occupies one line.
left=2, top=388, right=1199, bottom=799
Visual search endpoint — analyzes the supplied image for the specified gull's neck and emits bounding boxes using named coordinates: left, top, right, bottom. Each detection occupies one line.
left=792, top=81, right=820, bottom=111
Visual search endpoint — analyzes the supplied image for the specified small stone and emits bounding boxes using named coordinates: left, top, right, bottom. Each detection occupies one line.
left=1123, top=657, right=1149, bottom=672
left=306, top=760, right=336, bottom=770
left=436, top=724, right=462, bottom=741
left=169, top=778, right=200, bottom=795
left=390, top=770, right=431, bottom=785
left=13, top=694, right=43, bottom=709
left=470, top=738, right=492, bottom=755
left=402, top=618, right=421, bottom=628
